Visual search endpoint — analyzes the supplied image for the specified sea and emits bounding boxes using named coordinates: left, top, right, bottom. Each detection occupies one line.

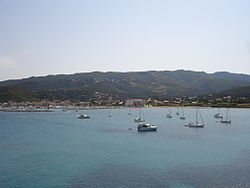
left=1, top=107, right=250, bottom=188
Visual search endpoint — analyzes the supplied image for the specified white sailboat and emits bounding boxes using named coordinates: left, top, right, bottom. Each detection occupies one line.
left=108, top=109, right=112, bottom=117
left=166, top=108, right=172, bottom=118
left=128, top=109, right=132, bottom=115
left=134, top=111, right=144, bottom=122
left=185, top=108, right=204, bottom=128
left=220, top=108, right=231, bottom=124
left=179, top=107, right=186, bottom=120
left=176, top=107, right=180, bottom=116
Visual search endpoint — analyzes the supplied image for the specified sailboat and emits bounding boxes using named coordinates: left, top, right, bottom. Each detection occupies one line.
left=166, top=108, right=172, bottom=118
left=128, top=109, right=132, bottom=115
left=185, top=108, right=204, bottom=128
left=108, top=109, right=112, bottom=117
left=134, top=111, right=144, bottom=122
left=220, top=108, right=231, bottom=124
left=214, top=108, right=223, bottom=119
left=176, top=107, right=180, bottom=116
left=179, top=107, right=186, bottom=120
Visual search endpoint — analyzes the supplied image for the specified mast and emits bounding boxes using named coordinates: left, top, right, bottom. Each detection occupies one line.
left=196, top=108, right=198, bottom=123
left=226, top=108, right=231, bottom=121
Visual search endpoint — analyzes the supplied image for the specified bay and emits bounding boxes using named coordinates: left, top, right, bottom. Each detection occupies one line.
left=1, top=107, right=250, bottom=188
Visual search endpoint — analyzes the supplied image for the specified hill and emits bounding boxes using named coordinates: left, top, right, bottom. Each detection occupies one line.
left=0, top=70, right=250, bottom=102
left=0, top=86, right=36, bottom=103
left=214, top=86, right=250, bottom=98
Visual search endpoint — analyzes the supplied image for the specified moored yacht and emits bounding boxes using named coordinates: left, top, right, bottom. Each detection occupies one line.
left=214, top=109, right=223, bottom=119
left=166, top=108, right=172, bottom=118
left=179, top=107, right=186, bottom=120
left=77, top=114, right=90, bottom=119
left=185, top=108, right=204, bottom=128
left=214, top=113, right=223, bottom=119
left=220, top=108, right=231, bottom=124
left=166, top=113, right=172, bottom=118
left=176, top=107, right=180, bottom=116
left=137, top=122, right=157, bottom=132
left=134, top=111, right=144, bottom=122
left=185, top=122, right=204, bottom=128
left=108, top=109, right=112, bottom=117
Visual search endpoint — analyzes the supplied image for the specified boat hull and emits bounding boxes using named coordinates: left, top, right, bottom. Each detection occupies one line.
left=138, top=127, right=157, bottom=132
left=220, top=120, right=231, bottom=124
left=185, top=122, right=204, bottom=128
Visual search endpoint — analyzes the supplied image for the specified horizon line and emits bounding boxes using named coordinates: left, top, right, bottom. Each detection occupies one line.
left=1, top=69, right=250, bottom=82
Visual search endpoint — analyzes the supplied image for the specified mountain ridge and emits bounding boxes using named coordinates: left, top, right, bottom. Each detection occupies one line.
left=0, top=70, right=250, bottom=102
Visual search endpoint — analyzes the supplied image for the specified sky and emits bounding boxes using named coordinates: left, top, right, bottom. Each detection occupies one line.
left=0, top=0, right=249, bottom=81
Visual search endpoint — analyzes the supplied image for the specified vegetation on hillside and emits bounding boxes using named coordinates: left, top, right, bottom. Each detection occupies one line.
left=0, top=70, right=250, bottom=103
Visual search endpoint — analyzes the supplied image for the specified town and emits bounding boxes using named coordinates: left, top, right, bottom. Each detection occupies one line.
left=1, top=94, right=250, bottom=112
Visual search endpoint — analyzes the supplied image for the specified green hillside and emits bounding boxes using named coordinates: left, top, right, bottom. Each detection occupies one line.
left=0, top=70, right=250, bottom=102
left=0, top=86, right=36, bottom=102
left=215, top=86, right=250, bottom=98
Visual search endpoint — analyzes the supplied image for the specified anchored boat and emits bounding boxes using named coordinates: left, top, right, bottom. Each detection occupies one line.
left=166, top=108, right=172, bottom=118
left=185, top=108, right=204, bottom=128
left=77, top=114, right=90, bottom=119
left=138, top=122, right=157, bottom=132
left=220, top=108, right=231, bottom=124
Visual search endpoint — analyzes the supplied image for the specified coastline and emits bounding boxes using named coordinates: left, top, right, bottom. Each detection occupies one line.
left=1, top=104, right=250, bottom=113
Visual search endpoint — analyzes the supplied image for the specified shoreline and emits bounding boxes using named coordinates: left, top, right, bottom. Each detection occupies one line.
left=1, top=105, right=250, bottom=112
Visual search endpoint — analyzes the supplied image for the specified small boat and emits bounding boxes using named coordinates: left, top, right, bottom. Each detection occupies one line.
left=179, top=108, right=186, bottom=120
left=220, top=108, right=231, bottom=124
left=166, top=108, right=172, bottom=118
left=214, top=109, right=223, bottom=119
left=180, top=116, right=186, bottom=120
left=134, top=111, right=144, bottom=122
left=134, top=117, right=144, bottom=122
left=128, top=109, right=132, bottom=115
left=214, top=113, right=223, bottom=119
left=138, top=122, right=157, bottom=132
left=176, top=107, right=180, bottom=116
left=108, top=109, right=112, bottom=117
left=166, top=113, right=172, bottom=118
left=185, top=122, right=204, bottom=128
left=77, top=114, right=90, bottom=119
left=185, top=108, right=204, bottom=128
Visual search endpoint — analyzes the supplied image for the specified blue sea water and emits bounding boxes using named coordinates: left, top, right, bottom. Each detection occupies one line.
left=1, top=107, right=250, bottom=188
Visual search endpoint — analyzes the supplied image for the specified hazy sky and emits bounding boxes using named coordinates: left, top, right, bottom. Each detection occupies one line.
left=0, top=0, right=249, bottom=80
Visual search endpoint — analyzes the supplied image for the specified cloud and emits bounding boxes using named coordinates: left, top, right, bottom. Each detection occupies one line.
left=0, top=55, right=16, bottom=69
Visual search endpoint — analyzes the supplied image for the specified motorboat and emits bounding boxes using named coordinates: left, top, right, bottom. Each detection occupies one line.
left=77, top=114, right=90, bottom=119
left=214, top=113, right=223, bottom=119
left=138, top=122, right=157, bottom=132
